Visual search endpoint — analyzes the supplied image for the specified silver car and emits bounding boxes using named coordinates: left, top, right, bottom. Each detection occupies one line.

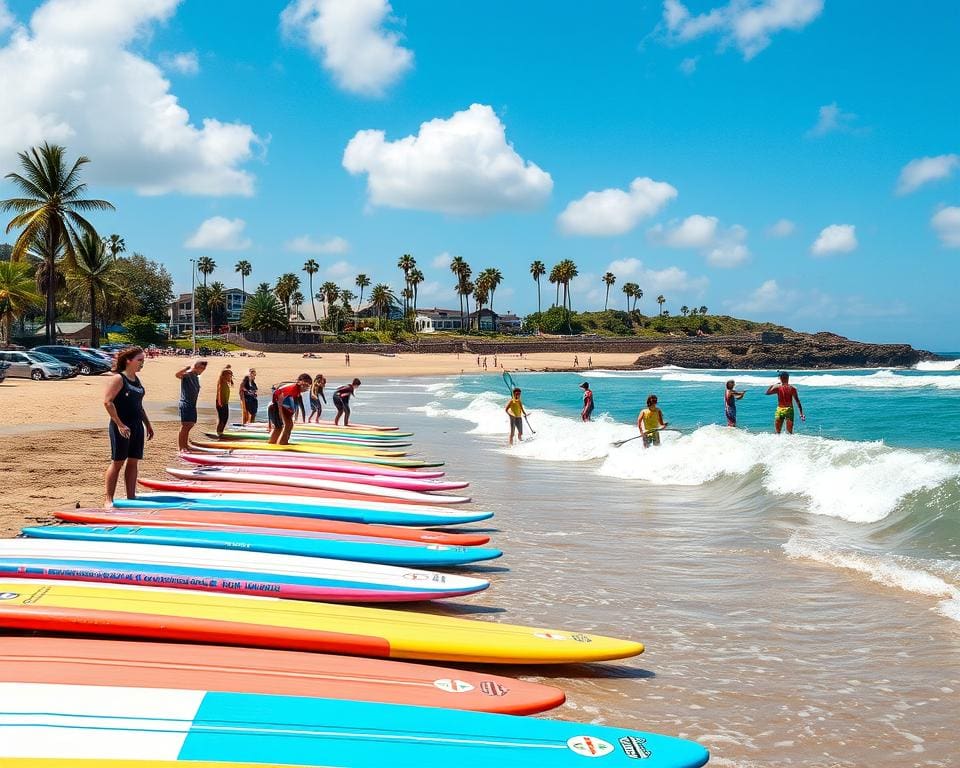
left=0, top=350, right=76, bottom=380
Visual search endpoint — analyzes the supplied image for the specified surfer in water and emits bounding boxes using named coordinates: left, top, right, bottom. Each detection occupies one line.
left=268, top=373, right=313, bottom=445
left=637, top=394, right=668, bottom=448
left=505, top=387, right=528, bottom=445
left=580, top=381, right=594, bottom=421
left=766, top=371, right=805, bottom=434
left=333, top=378, right=361, bottom=426
left=724, top=379, right=745, bottom=427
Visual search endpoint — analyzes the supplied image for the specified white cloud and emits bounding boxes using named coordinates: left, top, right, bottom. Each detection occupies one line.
left=807, top=102, right=860, bottom=137
left=343, top=103, right=553, bottom=215
left=0, top=1, right=14, bottom=33
left=416, top=281, right=443, bottom=298
left=766, top=218, right=796, bottom=237
left=662, top=0, right=823, bottom=60
left=557, top=177, right=678, bottom=236
left=707, top=224, right=750, bottom=267
left=285, top=235, right=350, bottom=254
left=649, top=214, right=750, bottom=267
left=431, top=252, right=452, bottom=269
left=811, top=223, right=857, bottom=256
left=607, top=257, right=709, bottom=297
left=931, top=206, right=960, bottom=247
left=280, top=0, right=412, bottom=97
left=729, top=280, right=907, bottom=321
left=185, top=217, right=252, bottom=250
left=896, top=154, right=959, bottom=195
left=0, top=0, right=262, bottom=196
left=159, top=50, right=199, bottom=75
left=324, top=260, right=354, bottom=278
left=679, top=56, right=698, bottom=75
left=729, top=278, right=791, bottom=313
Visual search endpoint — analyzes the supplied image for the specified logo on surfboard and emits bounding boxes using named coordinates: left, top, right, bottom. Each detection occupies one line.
left=567, top=735, right=615, bottom=758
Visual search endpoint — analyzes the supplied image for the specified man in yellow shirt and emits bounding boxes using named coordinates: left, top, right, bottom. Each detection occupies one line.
left=637, top=394, right=668, bottom=448
left=505, top=388, right=528, bottom=446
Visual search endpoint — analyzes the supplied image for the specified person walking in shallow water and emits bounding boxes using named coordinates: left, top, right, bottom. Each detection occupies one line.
left=505, top=387, right=528, bottom=445
left=580, top=381, right=594, bottom=421
left=637, top=394, right=667, bottom=448
left=766, top=371, right=804, bottom=434
left=724, top=379, right=745, bottom=427
left=103, top=347, right=153, bottom=506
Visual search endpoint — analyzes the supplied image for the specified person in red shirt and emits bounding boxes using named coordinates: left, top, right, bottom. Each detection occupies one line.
left=579, top=382, right=594, bottom=421
left=765, top=371, right=805, bottom=434
left=268, top=373, right=313, bottom=445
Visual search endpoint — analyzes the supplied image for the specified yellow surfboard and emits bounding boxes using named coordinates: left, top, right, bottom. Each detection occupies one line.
left=0, top=580, right=643, bottom=665
left=193, top=440, right=407, bottom=457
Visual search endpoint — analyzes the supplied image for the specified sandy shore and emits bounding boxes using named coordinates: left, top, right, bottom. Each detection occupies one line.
left=0, top=350, right=637, bottom=431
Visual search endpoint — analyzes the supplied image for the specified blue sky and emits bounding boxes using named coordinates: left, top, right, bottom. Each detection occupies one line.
left=1, top=0, right=957, bottom=349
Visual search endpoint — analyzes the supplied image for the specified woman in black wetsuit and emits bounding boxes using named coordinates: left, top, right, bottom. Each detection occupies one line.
left=103, top=346, right=153, bottom=506
left=333, top=378, right=361, bottom=426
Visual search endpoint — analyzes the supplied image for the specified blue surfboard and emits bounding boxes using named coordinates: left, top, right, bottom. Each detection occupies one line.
left=22, top=525, right=503, bottom=568
left=114, top=493, right=493, bottom=527
left=1, top=683, right=710, bottom=767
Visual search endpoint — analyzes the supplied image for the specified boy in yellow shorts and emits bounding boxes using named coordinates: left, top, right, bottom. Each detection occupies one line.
left=505, top=387, right=528, bottom=445
left=638, top=394, right=668, bottom=448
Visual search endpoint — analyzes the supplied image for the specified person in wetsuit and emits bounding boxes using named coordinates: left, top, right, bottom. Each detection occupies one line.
left=239, top=368, right=258, bottom=424
left=766, top=371, right=804, bottom=434
left=103, top=346, right=153, bottom=506
left=333, top=378, right=361, bottom=426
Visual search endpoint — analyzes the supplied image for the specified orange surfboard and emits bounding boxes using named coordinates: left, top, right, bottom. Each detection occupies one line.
left=0, top=636, right=563, bottom=715
left=56, top=508, right=491, bottom=547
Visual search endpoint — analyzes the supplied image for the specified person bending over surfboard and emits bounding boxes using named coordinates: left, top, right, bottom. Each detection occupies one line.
left=334, top=378, right=362, bottom=426
left=766, top=371, right=805, bottom=434
left=505, top=388, right=528, bottom=445
left=175, top=358, right=207, bottom=452
left=637, top=394, right=668, bottom=448
left=268, top=373, right=313, bottom=445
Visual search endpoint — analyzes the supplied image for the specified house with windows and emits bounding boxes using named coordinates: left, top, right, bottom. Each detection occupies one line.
left=168, top=288, right=249, bottom=335
left=413, top=307, right=466, bottom=333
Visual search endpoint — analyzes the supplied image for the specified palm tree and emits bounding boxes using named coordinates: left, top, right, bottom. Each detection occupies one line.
left=481, top=268, right=503, bottom=314
left=699, top=305, right=708, bottom=315
left=291, top=290, right=305, bottom=318
left=633, top=286, right=643, bottom=312
left=657, top=295, right=666, bottom=316
left=320, top=281, right=339, bottom=329
left=602, top=272, right=616, bottom=311
left=530, top=260, right=545, bottom=328
left=256, top=281, right=271, bottom=294
left=235, top=259, right=252, bottom=296
left=196, top=256, right=216, bottom=287
left=2, top=142, right=114, bottom=343
left=274, top=273, right=300, bottom=318
left=0, top=260, right=42, bottom=346
left=622, top=282, right=634, bottom=312
left=397, top=253, right=416, bottom=316
left=339, top=288, right=356, bottom=312
left=302, top=259, right=319, bottom=322
left=354, top=273, right=370, bottom=328
left=102, top=234, right=125, bottom=259
left=549, top=263, right=561, bottom=307
left=556, top=259, right=578, bottom=333
left=369, top=283, right=395, bottom=328
left=448, top=256, right=470, bottom=331
left=408, top=268, right=424, bottom=316
left=207, top=281, right=227, bottom=331
left=680, top=305, right=689, bottom=317
left=240, top=290, right=287, bottom=333
left=460, top=278, right=475, bottom=328
left=472, top=277, right=490, bottom=330
left=66, top=231, right=118, bottom=347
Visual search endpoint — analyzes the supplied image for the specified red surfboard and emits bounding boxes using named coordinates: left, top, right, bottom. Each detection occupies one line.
left=0, top=636, right=563, bottom=714
left=55, top=508, right=491, bottom=547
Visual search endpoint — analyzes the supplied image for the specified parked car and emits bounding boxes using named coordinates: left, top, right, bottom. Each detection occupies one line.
left=0, top=361, right=7, bottom=383
left=32, top=345, right=112, bottom=375
left=99, top=343, right=128, bottom=354
left=78, top=346, right=115, bottom=364
left=0, top=350, right=76, bottom=380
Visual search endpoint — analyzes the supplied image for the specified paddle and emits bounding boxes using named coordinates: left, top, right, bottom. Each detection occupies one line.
left=502, top=371, right=536, bottom=434
left=611, top=427, right=678, bottom=447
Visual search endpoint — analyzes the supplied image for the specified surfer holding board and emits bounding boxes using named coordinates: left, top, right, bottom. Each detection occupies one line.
left=637, top=394, right=668, bottom=448
left=505, top=387, right=529, bottom=446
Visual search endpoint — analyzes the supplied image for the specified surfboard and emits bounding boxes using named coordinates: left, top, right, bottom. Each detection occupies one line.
left=165, top=467, right=471, bottom=504
left=180, top=451, right=445, bottom=479
left=0, top=683, right=707, bottom=767
left=0, top=637, right=564, bottom=715
left=233, top=421, right=410, bottom=436
left=229, top=424, right=414, bottom=443
left=0, top=580, right=644, bottom=664
left=21, top=526, right=503, bottom=568
left=212, top=430, right=414, bottom=448
left=55, top=509, right=492, bottom=547
left=115, top=492, right=494, bottom=526
left=202, top=435, right=409, bottom=457
left=190, top=442, right=442, bottom=468
left=139, top=478, right=433, bottom=506
left=1, top=761, right=297, bottom=768
left=0, top=538, right=490, bottom=602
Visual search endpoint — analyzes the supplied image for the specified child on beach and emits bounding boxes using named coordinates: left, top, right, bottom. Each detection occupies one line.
left=638, top=394, right=668, bottom=448
left=724, top=380, right=745, bottom=427
left=175, top=358, right=207, bottom=451
left=505, top=388, right=528, bottom=445
left=308, top=374, right=327, bottom=422
left=268, top=374, right=313, bottom=445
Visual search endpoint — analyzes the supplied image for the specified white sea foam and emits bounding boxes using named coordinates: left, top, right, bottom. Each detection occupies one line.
left=914, top=359, right=960, bottom=371
left=419, top=390, right=960, bottom=523
left=659, top=369, right=960, bottom=390
left=784, top=535, right=960, bottom=623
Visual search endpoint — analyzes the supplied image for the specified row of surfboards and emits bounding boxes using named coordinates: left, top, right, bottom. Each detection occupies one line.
left=0, top=417, right=710, bottom=767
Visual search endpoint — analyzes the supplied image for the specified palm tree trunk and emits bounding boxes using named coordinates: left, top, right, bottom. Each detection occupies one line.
left=46, top=227, right=56, bottom=344
left=90, top=283, right=99, bottom=347
left=604, top=286, right=609, bottom=311
left=310, top=277, right=317, bottom=322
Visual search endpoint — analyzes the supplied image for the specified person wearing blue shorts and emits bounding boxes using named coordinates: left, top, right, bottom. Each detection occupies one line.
left=176, top=359, right=207, bottom=451
left=268, top=373, right=313, bottom=444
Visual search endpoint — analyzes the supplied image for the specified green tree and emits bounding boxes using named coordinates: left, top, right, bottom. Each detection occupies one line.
left=291, top=290, right=305, bottom=318
left=193, top=284, right=211, bottom=330
left=66, top=231, right=119, bottom=347
left=354, top=273, right=370, bottom=328
left=0, top=260, right=42, bottom=345
left=241, top=290, right=287, bottom=333
left=274, top=273, right=300, bottom=318
left=449, top=256, right=471, bottom=330
left=699, top=305, right=708, bottom=315
left=529, top=260, right=545, bottom=331
left=303, top=258, right=319, bottom=321
left=111, top=253, right=173, bottom=323
left=657, top=294, right=666, bottom=316
left=235, top=259, right=252, bottom=296
left=680, top=305, right=689, bottom=317
left=320, top=281, right=339, bottom=329
left=339, top=288, right=356, bottom=312
left=480, top=267, right=503, bottom=314
left=408, top=268, right=424, bottom=316
left=473, top=275, right=490, bottom=330
left=102, top=234, right=125, bottom=259
left=1, top=142, right=114, bottom=343
left=123, top=315, right=162, bottom=346
left=196, top=256, right=216, bottom=287
left=207, top=281, right=227, bottom=331
left=369, top=283, right=395, bottom=328
left=397, top=253, right=416, bottom=315
left=602, top=272, right=616, bottom=311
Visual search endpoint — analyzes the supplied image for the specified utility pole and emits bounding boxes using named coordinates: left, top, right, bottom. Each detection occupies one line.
left=190, top=258, right=197, bottom=356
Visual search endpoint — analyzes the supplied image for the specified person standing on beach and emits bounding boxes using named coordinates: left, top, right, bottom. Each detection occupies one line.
left=574, top=355, right=579, bottom=368
left=268, top=373, right=313, bottom=444
left=333, top=378, right=361, bottom=426
left=175, top=359, right=207, bottom=451
left=766, top=372, right=804, bottom=434
left=214, top=365, right=233, bottom=437
left=103, top=346, right=153, bottom=506
left=505, top=387, right=528, bottom=445
left=638, top=394, right=668, bottom=448
left=724, top=379, right=745, bottom=427
left=239, top=368, right=258, bottom=423
left=308, top=374, right=327, bottom=422
left=345, top=352, right=350, bottom=367
left=580, top=381, right=594, bottom=421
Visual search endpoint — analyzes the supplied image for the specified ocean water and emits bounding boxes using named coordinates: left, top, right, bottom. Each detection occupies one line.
left=354, top=368, right=960, bottom=766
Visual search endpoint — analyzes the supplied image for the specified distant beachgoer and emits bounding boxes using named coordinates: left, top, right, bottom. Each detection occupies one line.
left=477, top=356, right=481, bottom=366
left=308, top=374, right=327, bottom=423
left=493, top=355, right=498, bottom=368
left=505, top=387, right=528, bottom=445
left=766, top=372, right=805, bottom=434
left=588, top=356, right=593, bottom=368
left=239, top=368, right=258, bottom=423
left=638, top=394, right=667, bottom=448
left=103, top=347, right=153, bottom=506
left=483, top=357, right=488, bottom=370
left=334, top=378, right=362, bottom=426
left=345, top=353, right=350, bottom=367
left=724, top=379, right=745, bottom=427
left=215, top=366, right=234, bottom=436
left=176, top=358, right=207, bottom=451
left=268, top=373, right=313, bottom=445
left=580, top=381, right=594, bottom=422
left=574, top=355, right=579, bottom=368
